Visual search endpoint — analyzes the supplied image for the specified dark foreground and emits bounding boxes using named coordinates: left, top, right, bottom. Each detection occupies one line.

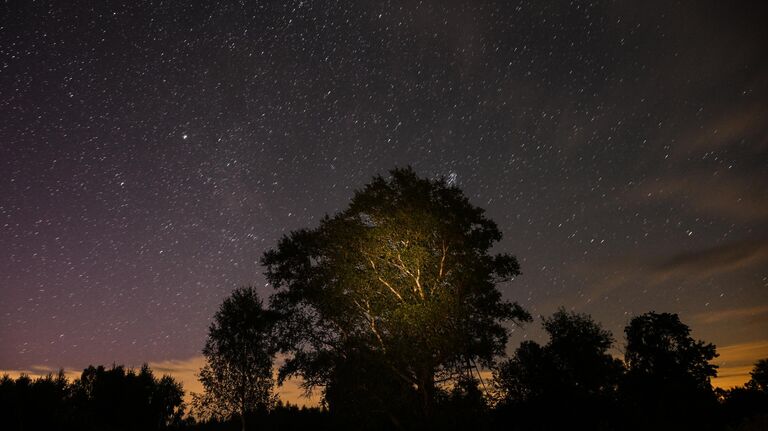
left=2, top=366, right=768, bottom=431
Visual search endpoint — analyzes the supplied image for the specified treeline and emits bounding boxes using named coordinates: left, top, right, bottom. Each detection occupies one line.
left=2, top=310, right=766, bottom=431
left=185, top=286, right=768, bottom=431
left=0, top=364, right=184, bottom=431
left=491, top=310, right=768, bottom=431
left=6, top=168, right=767, bottom=431
left=0, top=364, right=333, bottom=431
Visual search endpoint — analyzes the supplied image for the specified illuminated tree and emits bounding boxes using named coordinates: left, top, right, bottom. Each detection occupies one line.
left=193, top=286, right=276, bottom=431
left=262, top=167, right=530, bottom=421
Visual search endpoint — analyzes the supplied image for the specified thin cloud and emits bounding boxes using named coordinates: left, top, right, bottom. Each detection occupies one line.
left=567, top=238, right=768, bottom=301
left=637, top=174, right=768, bottom=222
left=676, top=105, right=768, bottom=156
left=693, top=304, right=768, bottom=325
left=718, top=340, right=768, bottom=362
left=651, top=238, right=768, bottom=282
left=712, top=340, right=768, bottom=389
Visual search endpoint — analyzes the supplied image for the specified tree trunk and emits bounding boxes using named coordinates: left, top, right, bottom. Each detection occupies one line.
left=240, top=400, right=247, bottom=431
left=419, top=366, right=436, bottom=419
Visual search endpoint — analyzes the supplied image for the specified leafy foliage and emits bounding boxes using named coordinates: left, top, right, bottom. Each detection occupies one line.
left=624, top=311, right=718, bottom=387
left=262, top=167, right=530, bottom=420
left=747, top=358, right=768, bottom=393
left=494, top=309, right=622, bottom=430
left=193, top=287, right=277, bottom=430
left=621, top=312, right=720, bottom=430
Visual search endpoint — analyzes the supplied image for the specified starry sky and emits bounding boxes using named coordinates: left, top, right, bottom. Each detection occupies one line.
left=2, top=1, right=767, bottom=395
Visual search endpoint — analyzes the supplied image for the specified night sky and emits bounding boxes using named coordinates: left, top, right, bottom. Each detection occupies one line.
left=2, top=1, right=767, bottom=396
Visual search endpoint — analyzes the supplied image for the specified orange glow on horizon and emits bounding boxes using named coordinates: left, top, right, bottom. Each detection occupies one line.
left=4, top=340, right=767, bottom=407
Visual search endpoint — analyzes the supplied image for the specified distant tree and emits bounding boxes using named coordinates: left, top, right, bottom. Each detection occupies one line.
left=71, top=364, right=184, bottom=431
left=29, top=371, right=70, bottom=430
left=0, top=375, right=14, bottom=419
left=0, top=374, right=30, bottom=431
left=621, top=312, right=719, bottom=430
left=193, top=286, right=277, bottom=431
left=747, top=358, right=768, bottom=393
left=152, top=374, right=185, bottom=428
left=721, top=359, right=768, bottom=430
left=495, top=340, right=550, bottom=405
left=262, top=167, right=530, bottom=423
left=0, top=364, right=185, bottom=431
left=0, top=371, right=76, bottom=431
left=494, top=309, right=623, bottom=430
left=624, top=312, right=718, bottom=387
left=542, top=309, right=623, bottom=396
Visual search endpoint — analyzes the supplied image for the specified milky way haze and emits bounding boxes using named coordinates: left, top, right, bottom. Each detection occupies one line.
left=2, top=1, right=767, bottom=389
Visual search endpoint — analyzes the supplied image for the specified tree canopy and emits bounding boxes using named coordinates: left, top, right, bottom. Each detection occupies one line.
left=495, top=309, right=623, bottom=430
left=0, top=365, right=184, bottom=431
left=747, top=358, right=768, bottom=393
left=624, top=311, right=718, bottom=388
left=621, top=312, right=720, bottom=430
left=262, top=167, right=530, bottom=422
left=193, top=286, right=277, bottom=431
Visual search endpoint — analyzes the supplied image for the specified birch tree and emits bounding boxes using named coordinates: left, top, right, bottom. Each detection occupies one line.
left=262, top=167, right=530, bottom=422
left=193, top=287, right=276, bottom=431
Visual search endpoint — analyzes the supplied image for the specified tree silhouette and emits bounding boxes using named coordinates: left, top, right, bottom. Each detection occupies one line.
left=70, top=364, right=185, bottom=431
left=153, top=375, right=186, bottom=428
left=721, top=359, right=768, bottom=430
left=31, top=371, right=71, bottom=430
left=1, top=373, right=33, bottom=431
left=747, top=358, right=768, bottom=393
left=624, top=312, right=718, bottom=387
left=262, top=167, right=530, bottom=423
left=193, top=286, right=277, bottom=431
left=0, top=365, right=183, bottom=431
left=494, top=309, right=623, bottom=430
left=621, top=312, right=719, bottom=430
